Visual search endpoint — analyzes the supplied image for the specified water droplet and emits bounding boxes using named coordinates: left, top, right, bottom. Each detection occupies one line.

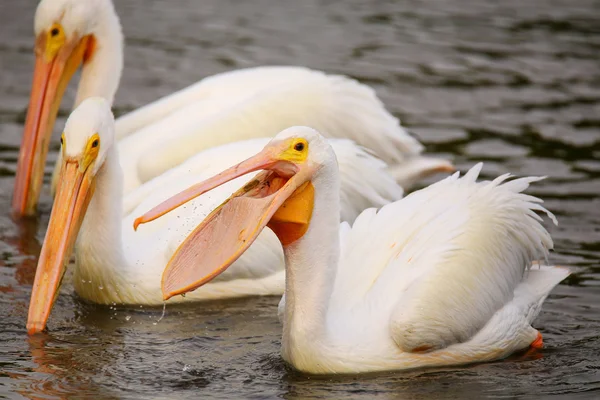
left=155, top=303, right=167, bottom=324
left=81, top=279, right=86, bottom=283
left=125, top=316, right=131, bottom=321
left=99, top=285, right=104, bottom=290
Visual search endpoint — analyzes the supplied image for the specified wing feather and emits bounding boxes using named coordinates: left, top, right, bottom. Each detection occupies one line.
left=330, top=163, right=557, bottom=353
left=115, top=66, right=328, bottom=139
left=127, top=70, right=425, bottom=189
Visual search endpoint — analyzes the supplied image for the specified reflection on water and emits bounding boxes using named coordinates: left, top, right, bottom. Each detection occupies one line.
left=1, top=0, right=599, bottom=398
left=6, top=218, right=41, bottom=286
left=16, top=334, right=110, bottom=399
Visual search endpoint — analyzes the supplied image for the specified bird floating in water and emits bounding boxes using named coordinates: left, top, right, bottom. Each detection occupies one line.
left=13, top=0, right=451, bottom=217
left=26, top=98, right=415, bottom=334
left=136, top=126, right=570, bottom=374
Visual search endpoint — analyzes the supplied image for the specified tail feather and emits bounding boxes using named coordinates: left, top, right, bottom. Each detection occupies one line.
left=326, top=74, right=424, bottom=162
left=386, top=155, right=454, bottom=190
left=514, top=265, right=570, bottom=323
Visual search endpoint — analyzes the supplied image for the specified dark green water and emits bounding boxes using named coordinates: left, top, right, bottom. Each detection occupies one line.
left=1, top=0, right=599, bottom=398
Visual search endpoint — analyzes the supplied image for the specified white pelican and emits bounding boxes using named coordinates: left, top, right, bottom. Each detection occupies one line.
left=136, top=126, right=570, bottom=374
left=26, top=98, right=410, bottom=334
left=13, top=0, right=451, bottom=216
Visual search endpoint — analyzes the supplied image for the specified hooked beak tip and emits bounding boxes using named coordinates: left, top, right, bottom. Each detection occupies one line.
left=133, top=218, right=142, bottom=231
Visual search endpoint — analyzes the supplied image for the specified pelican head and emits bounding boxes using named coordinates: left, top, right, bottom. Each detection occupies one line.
left=13, top=0, right=121, bottom=216
left=27, top=97, right=114, bottom=334
left=134, top=126, right=334, bottom=299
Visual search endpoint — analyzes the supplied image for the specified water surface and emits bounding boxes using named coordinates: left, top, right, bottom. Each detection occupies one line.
left=0, top=0, right=599, bottom=398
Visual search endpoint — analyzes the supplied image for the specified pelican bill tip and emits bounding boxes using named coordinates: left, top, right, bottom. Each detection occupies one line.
left=26, top=321, right=46, bottom=335
left=133, top=217, right=143, bottom=231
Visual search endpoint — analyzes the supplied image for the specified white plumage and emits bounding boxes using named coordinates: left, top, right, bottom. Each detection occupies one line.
left=300, top=164, right=563, bottom=371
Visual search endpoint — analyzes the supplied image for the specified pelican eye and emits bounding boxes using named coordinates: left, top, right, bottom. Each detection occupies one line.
left=60, top=135, right=64, bottom=145
left=91, top=139, right=99, bottom=148
left=294, top=142, right=305, bottom=152
left=45, top=24, right=66, bottom=61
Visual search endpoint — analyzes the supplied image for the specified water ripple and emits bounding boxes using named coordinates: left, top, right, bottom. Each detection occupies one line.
left=0, top=0, right=598, bottom=398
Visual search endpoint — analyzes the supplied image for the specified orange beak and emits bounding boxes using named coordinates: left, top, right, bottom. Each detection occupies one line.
left=134, top=143, right=314, bottom=300
left=27, top=155, right=96, bottom=335
left=133, top=147, right=284, bottom=230
left=12, top=33, right=92, bottom=217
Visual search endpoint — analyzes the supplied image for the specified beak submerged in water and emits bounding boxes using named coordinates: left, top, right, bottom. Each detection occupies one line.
left=27, top=145, right=97, bottom=335
left=134, top=139, right=315, bottom=300
left=12, top=25, right=94, bottom=217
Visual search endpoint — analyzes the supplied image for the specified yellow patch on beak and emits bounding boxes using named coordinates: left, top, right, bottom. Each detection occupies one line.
left=268, top=181, right=314, bottom=246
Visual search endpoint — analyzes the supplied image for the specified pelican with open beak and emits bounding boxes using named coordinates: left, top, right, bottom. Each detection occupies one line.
left=134, top=132, right=320, bottom=298
left=135, top=126, right=570, bottom=374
